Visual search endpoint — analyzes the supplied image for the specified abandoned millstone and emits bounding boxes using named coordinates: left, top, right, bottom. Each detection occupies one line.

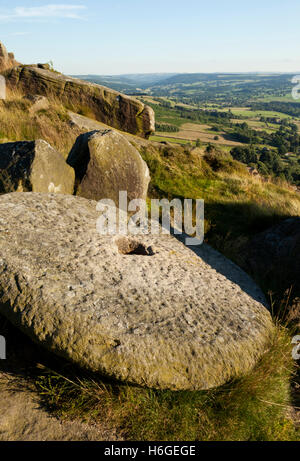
left=0, top=193, right=274, bottom=390
left=67, top=130, right=150, bottom=207
left=0, top=140, right=75, bottom=195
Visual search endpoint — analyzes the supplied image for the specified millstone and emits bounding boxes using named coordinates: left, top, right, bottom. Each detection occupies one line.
left=0, top=193, right=274, bottom=390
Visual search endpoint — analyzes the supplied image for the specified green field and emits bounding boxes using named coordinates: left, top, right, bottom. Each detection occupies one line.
left=138, top=92, right=300, bottom=187
left=218, top=107, right=292, bottom=119
left=150, top=135, right=195, bottom=145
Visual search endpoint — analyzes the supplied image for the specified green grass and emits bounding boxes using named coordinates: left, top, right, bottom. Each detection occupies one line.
left=150, top=135, right=195, bottom=145
left=147, top=103, right=203, bottom=128
left=32, top=326, right=298, bottom=441
left=219, top=108, right=292, bottom=119
left=257, top=95, right=297, bottom=103
left=138, top=142, right=300, bottom=234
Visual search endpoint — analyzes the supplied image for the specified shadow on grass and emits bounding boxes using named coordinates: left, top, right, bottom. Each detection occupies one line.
left=204, top=201, right=291, bottom=238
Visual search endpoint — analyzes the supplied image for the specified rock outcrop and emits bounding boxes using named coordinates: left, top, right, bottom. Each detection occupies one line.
left=0, top=140, right=74, bottom=195
left=0, top=42, right=19, bottom=73
left=0, top=193, right=274, bottom=391
left=5, top=65, right=155, bottom=138
left=27, top=95, right=50, bottom=115
left=245, top=218, right=300, bottom=300
left=67, top=130, right=150, bottom=207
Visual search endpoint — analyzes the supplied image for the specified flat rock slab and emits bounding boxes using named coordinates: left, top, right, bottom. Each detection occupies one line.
left=0, top=193, right=274, bottom=390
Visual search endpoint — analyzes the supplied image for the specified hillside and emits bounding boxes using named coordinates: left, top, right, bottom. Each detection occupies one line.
left=1, top=86, right=299, bottom=298
left=0, top=43, right=299, bottom=442
left=1, top=55, right=299, bottom=309
left=79, top=72, right=300, bottom=190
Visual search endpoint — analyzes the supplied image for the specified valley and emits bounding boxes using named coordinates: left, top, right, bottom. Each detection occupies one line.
left=79, top=73, right=300, bottom=188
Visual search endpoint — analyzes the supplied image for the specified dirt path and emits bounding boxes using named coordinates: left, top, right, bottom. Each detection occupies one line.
left=0, top=372, right=120, bottom=441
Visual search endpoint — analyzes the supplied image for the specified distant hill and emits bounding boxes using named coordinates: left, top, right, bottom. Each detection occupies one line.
left=118, top=73, right=178, bottom=86
left=151, top=72, right=296, bottom=86
left=73, top=72, right=297, bottom=104
left=72, top=73, right=179, bottom=93
left=149, top=73, right=296, bottom=105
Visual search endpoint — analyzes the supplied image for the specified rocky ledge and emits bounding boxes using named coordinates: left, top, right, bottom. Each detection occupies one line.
left=4, top=65, right=155, bottom=139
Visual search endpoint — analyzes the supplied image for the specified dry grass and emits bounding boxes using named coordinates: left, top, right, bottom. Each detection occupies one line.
left=0, top=88, right=81, bottom=156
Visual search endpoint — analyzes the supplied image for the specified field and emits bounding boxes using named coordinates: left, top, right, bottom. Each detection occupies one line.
left=152, top=123, right=245, bottom=146
left=124, top=76, right=300, bottom=188
left=79, top=74, right=300, bottom=184
left=143, top=98, right=300, bottom=148
left=218, top=107, right=292, bottom=119
left=146, top=99, right=298, bottom=136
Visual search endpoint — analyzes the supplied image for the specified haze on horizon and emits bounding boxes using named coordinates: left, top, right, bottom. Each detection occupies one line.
left=0, top=0, right=299, bottom=75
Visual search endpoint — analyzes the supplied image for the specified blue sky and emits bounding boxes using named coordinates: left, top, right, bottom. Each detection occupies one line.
left=0, top=0, right=300, bottom=75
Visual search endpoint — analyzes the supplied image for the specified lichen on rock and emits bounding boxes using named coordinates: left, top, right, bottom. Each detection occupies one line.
left=0, top=192, right=274, bottom=391
left=5, top=65, right=155, bottom=138
left=67, top=129, right=150, bottom=206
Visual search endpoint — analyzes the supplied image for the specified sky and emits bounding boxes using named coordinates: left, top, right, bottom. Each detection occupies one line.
left=0, top=0, right=300, bottom=75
